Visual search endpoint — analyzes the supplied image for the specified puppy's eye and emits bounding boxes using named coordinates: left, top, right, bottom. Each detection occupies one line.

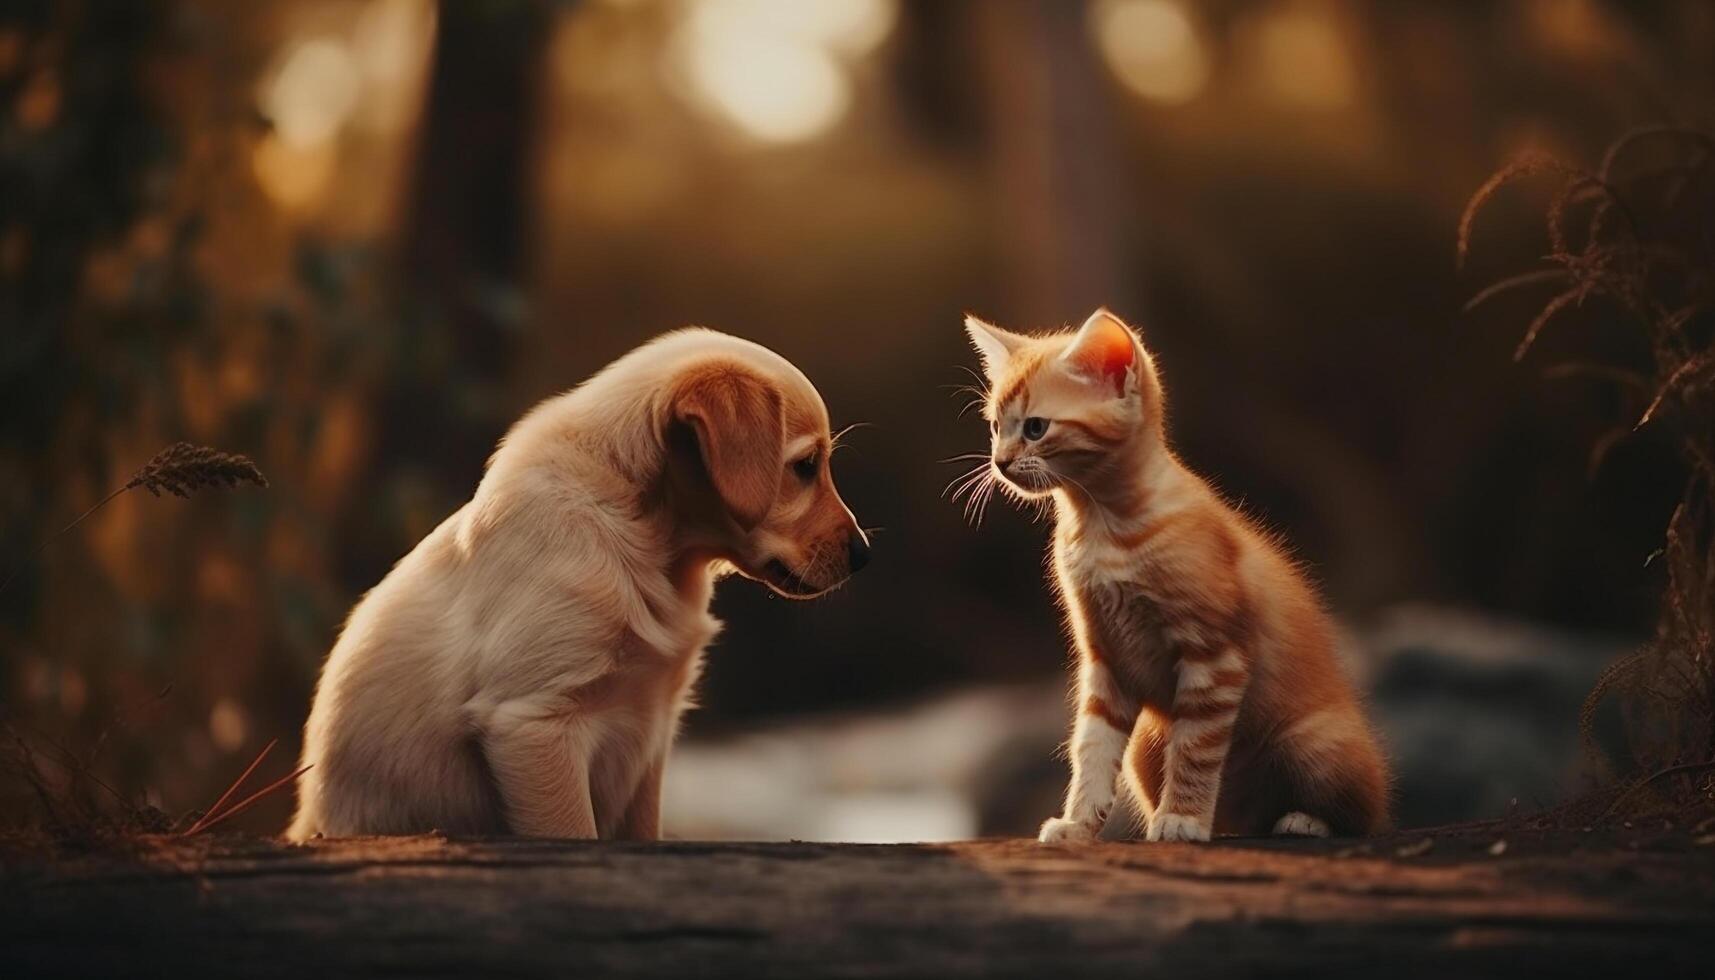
left=792, top=452, right=819, bottom=483
left=1022, top=417, right=1049, bottom=441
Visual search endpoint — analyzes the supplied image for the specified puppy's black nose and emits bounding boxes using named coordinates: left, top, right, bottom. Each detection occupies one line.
left=847, top=533, right=872, bottom=574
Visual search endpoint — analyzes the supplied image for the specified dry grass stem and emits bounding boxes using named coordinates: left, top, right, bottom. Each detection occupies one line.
left=1463, top=127, right=1715, bottom=818
left=1, top=442, right=267, bottom=596
left=124, top=441, right=267, bottom=498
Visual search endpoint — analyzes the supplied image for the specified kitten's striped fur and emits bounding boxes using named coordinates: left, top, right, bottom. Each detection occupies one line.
left=961, top=309, right=1389, bottom=842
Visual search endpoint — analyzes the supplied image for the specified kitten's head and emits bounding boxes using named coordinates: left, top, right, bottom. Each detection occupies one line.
left=961, top=308, right=1164, bottom=504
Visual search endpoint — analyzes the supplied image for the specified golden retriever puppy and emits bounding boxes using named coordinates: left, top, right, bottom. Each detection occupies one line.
left=288, top=329, right=869, bottom=840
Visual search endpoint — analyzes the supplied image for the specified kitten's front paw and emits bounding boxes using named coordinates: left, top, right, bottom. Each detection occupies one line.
left=1037, top=816, right=1096, bottom=844
left=1146, top=812, right=1211, bottom=843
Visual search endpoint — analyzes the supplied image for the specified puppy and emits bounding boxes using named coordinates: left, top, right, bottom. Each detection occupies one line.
left=288, top=329, right=869, bottom=840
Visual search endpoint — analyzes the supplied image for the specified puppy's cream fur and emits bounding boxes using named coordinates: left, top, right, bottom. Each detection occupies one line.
left=289, top=329, right=866, bottom=840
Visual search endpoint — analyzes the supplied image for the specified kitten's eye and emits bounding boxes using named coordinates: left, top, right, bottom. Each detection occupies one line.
left=1022, top=417, right=1049, bottom=441
left=792, top=452, right=819, bottom=483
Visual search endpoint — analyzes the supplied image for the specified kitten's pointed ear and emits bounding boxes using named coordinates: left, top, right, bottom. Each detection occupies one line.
left=1061, top=308, right=1139, bottom=396
left=964, top=314, right=1029, bottom=379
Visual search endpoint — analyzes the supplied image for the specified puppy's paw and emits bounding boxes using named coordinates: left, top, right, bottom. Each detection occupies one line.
left=1146, top=812, right=1211, bottom=843
left=1037, top=816, right=1096, bottom=845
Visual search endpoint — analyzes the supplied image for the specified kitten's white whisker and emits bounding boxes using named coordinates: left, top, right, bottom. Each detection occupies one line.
left=960, top=474, right=985, bottom=520
left=971, top=476, right=1001, bottom=527
left=967, top=486, right=987, bottom=526
left=953, top=365, right=991, bottom=397
left=952, top=481, right=988, bottom=508
left=983, top=482, right=1004, bottom=526
left=948, top=475, right=985, bottom=506
left=945, top=464, right=984, bottom=495
left=945, top=463, right=992, bottom=501
left=962, top=472, right=997, bottom=525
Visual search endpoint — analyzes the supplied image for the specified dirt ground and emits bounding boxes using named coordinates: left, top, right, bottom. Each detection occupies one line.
left=4, top=826, right=1713, bottom=978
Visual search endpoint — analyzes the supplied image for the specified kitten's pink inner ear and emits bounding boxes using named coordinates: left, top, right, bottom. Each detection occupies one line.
left=1062, top=310, right=1136, bottom=394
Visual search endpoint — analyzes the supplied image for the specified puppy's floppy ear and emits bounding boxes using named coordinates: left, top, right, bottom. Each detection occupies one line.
left=673, top=366, right=784, bottom=531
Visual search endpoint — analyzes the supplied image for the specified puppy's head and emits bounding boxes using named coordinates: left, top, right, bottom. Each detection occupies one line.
left=665, top=354, right=869, bottom=598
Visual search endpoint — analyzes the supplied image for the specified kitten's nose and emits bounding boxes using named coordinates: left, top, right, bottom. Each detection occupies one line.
left=847, top=532, right=872, bottom=574
left=996, top=456, right=1017, bottom=476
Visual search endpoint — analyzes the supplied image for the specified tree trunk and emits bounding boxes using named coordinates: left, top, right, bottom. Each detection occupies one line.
left=970, top=0, right=1134, bottom=325
left=341, top=0, right=553, bottom=585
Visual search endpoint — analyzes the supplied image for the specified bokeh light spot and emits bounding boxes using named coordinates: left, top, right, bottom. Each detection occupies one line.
left=674, top=9, right=852, bottom=144
left=1249, top=4, right=1355, bottom=109
left=1090, top=0, right=1210, bottom=106
left=263, top=38, right=362, bottom=150
left=751, top=0, right=897, bottom=55
left=666, top=0, right=895, bottom=145
left=209, top=698, right=249, bottom=753
left=352, top=0, right=437, bottom=134
left=252, top=134, right=336, bottom=210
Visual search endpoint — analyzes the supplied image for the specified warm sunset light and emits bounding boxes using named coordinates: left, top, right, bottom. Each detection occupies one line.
left=668, top=0, right=896, bottom=144
left=1090, top=0, right=1210, bottom=106
left=1247, top=2, right=1357, bottom=109
left=350, top=0, right=437, bottom=134
left=674, top=17, right=851, bottom=143
left=252, top=134, right=336, bottom=210
left=764, top=0, right=898, bottom=56
left=252, top=2, right=435, bottom=212
left=262, top=38, right=363, bottom=150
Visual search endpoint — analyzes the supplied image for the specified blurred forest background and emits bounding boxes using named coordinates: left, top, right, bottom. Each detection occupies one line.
left=2, top=0, right=1711, bottom=840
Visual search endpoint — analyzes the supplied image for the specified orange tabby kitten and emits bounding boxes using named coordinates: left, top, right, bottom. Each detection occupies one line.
left=960, top=309, right=1389, bottom=842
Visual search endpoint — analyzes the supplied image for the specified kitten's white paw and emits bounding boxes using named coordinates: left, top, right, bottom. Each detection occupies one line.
left=1037, top=816, right=1096, bottom=844
left=1272, top=812, right=1331, bottom=838
left=1147, top=813, right=1211, bottom=843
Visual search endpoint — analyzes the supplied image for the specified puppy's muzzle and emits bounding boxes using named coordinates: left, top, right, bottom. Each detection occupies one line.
left=847, top=531, right=872, bottom=574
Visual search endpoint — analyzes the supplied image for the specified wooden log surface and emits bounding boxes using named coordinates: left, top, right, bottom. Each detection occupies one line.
left=4, top=834, right=1713, bottom=977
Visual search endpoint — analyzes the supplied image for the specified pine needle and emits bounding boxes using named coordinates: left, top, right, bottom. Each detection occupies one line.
left=181, top=739, right=276, bottom=836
